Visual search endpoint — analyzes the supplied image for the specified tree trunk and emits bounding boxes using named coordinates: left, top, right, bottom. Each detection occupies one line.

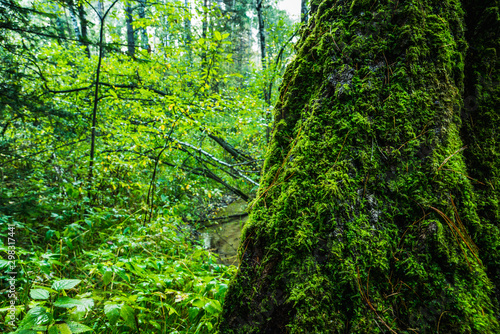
left=309, top=0, right=320, bottom=16
left=461, top=0, right=500, bottom=307
left=217, top=1, right=500, bottom=333
left=125, top=3, right=135, bottom=57
left=67, top=0, right=81, bottom=40
left=256, top=0, right=266, bottom=71
left=51, top=4, right=67, bottom=46
left=138, top=0, right=148, bottom=50
left=77, top=3, right=90, bottom=58
left=300, top=0, right=307, bottom=24
left=184, top=0, right=192, bottom=61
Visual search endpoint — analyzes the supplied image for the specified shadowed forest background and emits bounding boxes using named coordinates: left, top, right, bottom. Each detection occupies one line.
left=2, top=0, right=500, bottom=333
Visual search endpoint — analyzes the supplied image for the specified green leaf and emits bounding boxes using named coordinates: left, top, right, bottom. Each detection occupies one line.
left=0, top=259, right=10, bottom=270
left=32, top=285, right=58, bottom=294
left=102, top=270, right=113, bottom=286
left=120, top=303, right=136, bottom=329
left=149, top=320, right=161, bottom=330
left=204, top=300, right=222, bottom=314
left=191, top=298, right=205, bottom=308
left=115, top=269, right=130, bottom=283
left=17, top=306, right=50, bottom=330
left=214, top=31, right=222, bottom=41
left=52, top=279, right=81, bottom=291
left=75, top=298, right=94, bottom=312
left=48, top=322, right=72, bottom=334
left=30, top=288, right=50, bottom=300
left=188, top=307, right=200, bottom=322
left=165, top=304, right=178, bottom=316
left=53, top=297, right=93, bottom=311
left=66, top=321, right=93, bottom=333
left=104, top=303, right=121, bottom=326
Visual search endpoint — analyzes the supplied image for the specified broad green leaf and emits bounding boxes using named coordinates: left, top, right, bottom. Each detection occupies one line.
left=149, top=320, right=161, bottom=330
left=102, top=270, right=113, bottom=286
left=66, top=321, right=93, bottom=333
left=115, top=268, right=130, bottom=283
left=48, top=322, right=72, bottom=334
left=214, top=31, right=222, bottom=41
left=188, top=307, right=199, bottom=322
left=204, top=300, right=222, bottom=314
left=33, top=285, right=58, bottom=294
left=75, top=298, right=94, bottom=312
left=119, top=303, right=135, bottom=329
left=54, top=296, right=88, bottom=309
left=51, top=279, right=81, bottom=291
left=104, top=303, right=121, bottom=326
left=17, top=306, right=50, bottom=330
left=165, top=304, right=178, bottom=316
left=191, top=298, right=205, bottom=308
left=30, top=288, right=50, bottom=300
left=0, top=259, right=10, bottom=270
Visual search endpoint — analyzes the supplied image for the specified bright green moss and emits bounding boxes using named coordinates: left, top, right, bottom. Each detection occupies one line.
left=217, top=0, right=500, bottom=333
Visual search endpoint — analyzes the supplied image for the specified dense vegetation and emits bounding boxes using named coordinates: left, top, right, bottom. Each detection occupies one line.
left=0, top=0, right=299, bottom=333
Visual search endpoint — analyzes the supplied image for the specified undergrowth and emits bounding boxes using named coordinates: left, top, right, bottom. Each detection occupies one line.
left=0, top=208, right=235, bottom=333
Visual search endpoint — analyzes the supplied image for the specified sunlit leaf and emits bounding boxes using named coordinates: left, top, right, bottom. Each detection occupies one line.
left=52, top=279, right=81, bottom=291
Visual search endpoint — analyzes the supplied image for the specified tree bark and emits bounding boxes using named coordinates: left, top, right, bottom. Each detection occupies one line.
left=125, top=2, right=135, bottom=57
left=217, top=1, right=500, bottom=333
left=300, top=0, right=307, bottom=24
left=77, top=3, right=90, bottom=58
left=138, top=0, right=148, bottom=50
left=51, top=4, right=67, bottom=46
left=461, top=0, right=500, bottom=307
left=256, top=0, right=266, bottom=72
left=67, top=0, right=81, bottom=40
left=184, top=0, right=192, bottom=61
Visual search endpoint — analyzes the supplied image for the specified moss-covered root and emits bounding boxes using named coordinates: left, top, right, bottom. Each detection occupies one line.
left=218, top=0, right=500, bottom=333
left=461, top=0, right=500, bottom=310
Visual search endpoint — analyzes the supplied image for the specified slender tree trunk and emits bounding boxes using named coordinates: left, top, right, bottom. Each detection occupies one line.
left=88, top=0, right=119, bottom=184
left=78, top=3, right=91, bottom=58
left=217, top=1, right=500, bottom=333
left=125, top=3, right=135, bottom=57
left=138, top=0, right=148, bottom=50
left=256, top=0, right=266, bottom=72
left=97, top=0, right=104, bottom=17
left=201, top=0, right=208, bottom=56
left=300, top=0, right=307, bottom=24
left=184, top=0, right=192, bottom=61
left=67, top=1, right=81, bottom=40
left=51, top=4, right=67, bottom=46
left=256, top=0, right=271, bottom=142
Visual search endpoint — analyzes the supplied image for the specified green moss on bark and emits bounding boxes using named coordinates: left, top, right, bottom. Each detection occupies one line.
left=217, top=0, right=500, bottom=333
left=461, top=0, right=500, bottom=310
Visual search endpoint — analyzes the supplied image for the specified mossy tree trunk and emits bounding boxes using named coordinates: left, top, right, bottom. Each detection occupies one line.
left=217, top=0, right=500, bottom=333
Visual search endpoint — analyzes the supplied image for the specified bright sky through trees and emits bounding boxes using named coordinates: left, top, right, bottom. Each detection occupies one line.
left=278, top=0, right=301, bottom=19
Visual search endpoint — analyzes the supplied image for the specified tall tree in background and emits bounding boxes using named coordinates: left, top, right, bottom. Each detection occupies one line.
left=138, top=0, right=148, bottom=49
left=256, top=0, right=266, bottom=73
left=300, top=0, right=307, bottom=23
left=217, top=0, right=500, bottom=333
left=77, top=1, right=90, bottom=57
left=125, top=0, right=135, bottom=57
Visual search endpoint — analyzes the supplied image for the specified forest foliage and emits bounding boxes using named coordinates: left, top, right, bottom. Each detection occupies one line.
left=0, top=0, right=299, bottom=332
